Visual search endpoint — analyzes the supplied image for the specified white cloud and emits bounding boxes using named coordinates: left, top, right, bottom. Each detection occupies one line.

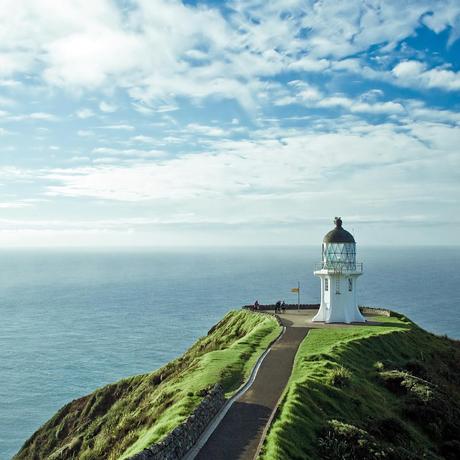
left=404, top=101, right=460, bottom=124
left=77, top=129, right=95, bottom=136
left=30, top=112, right=58, bottom=121
left=5, top=111, right=58, bottom=122
left=2, top=0, right=458, bottom=110
left=132, top=103, right=155, bottom=115
left=288, top=57, right=330, bottom=72
left=393, top=61, right=460, bottom=91
left=99, top=124, right=135, bottom=131
left=92, top=147, right=164, bottom=158
left=185, top=123, right=226, bottom=137
left=130, top=135, right=157, bottom=144
left=278, top=84, right=405, bottom=115
left=0, top=79, right=21, bottom=87
left=76, top=108, right=95, bottom=119
left=0, top=201, right=32, bottom=208
left=43, top=121, right=460, bottom=208
left=99, top=101, right=117, bottom=112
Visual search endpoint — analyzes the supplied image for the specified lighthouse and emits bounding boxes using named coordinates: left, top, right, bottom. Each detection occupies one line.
left=313, top=217, right=365, bottom=323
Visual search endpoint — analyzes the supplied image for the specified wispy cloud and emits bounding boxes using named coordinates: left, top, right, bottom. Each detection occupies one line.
left=98, top=124, right=135, bottom=131
left=99, top=101, right=117, bottom=113
left=1, top=0, right=458, bottom=111
left=75, top=108, right=95, bottom=119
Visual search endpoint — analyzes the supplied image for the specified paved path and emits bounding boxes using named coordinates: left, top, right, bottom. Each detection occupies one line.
left=195, top=320, right=308, bottom=460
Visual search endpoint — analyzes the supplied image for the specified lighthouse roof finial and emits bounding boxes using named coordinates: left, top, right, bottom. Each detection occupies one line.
left=323, top=217, right=355, bottom=243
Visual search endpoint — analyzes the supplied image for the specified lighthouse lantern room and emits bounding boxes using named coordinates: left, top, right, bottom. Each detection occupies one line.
left=313, top=217, right=365, bottom=323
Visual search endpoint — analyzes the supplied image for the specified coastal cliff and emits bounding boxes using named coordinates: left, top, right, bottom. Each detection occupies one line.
left=14, top=309, right=460, bottom=460
left=14, top=310, right=281, bottom=460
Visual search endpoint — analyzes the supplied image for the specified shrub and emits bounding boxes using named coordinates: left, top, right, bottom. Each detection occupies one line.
left=328, top=366, right=352, bottom=388
left=317, top=420, right=387, bottom=460
left=441, top=440, right=460, bottom=460
left=404, top=360, right=427, bottom=379
left=379, top=370, right=408, bottom=395
left=367, top=417, right=407, bottom=443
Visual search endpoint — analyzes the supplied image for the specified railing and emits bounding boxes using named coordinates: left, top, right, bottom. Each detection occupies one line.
left=314, top=262, right=363, bottom=273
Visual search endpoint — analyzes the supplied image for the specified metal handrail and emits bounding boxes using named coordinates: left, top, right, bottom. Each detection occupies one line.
left=314, top=262, right=363, bottom=273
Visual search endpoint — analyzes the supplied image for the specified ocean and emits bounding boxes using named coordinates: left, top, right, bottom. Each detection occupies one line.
left=1, top=246, right=459, bottom=458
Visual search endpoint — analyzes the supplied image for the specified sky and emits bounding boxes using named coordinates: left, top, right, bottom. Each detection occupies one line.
left=0, top=0, right=459, bottom=247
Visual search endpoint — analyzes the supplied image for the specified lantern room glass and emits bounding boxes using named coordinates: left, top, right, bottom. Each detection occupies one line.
left=322, top=242, right=356, bottom=270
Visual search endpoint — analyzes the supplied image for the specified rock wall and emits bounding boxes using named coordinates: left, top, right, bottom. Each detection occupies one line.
left=243, top=303, right=320, bottom=311
left=128, top=384, right=225, bottom=460
left=359, top=305, right=392, bottom=317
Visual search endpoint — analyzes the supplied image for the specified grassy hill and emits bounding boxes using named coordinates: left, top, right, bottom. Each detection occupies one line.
left=14, top=310, right=281, bottom=460
left=260, top=313, right=460, bottom=460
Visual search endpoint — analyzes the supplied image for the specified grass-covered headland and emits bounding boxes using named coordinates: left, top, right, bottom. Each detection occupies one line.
left=14, top=310, right=281, bottom=460
left=260, top=313, right=460, bottom=460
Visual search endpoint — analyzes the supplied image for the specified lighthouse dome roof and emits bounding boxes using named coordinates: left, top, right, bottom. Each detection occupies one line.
left=323, top=217, right=355, bottom=244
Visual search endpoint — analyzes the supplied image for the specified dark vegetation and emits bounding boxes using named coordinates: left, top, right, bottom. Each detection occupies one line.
left=261, top=314, right=460, bottom=460
left=14, top=310, right=280, bottom=460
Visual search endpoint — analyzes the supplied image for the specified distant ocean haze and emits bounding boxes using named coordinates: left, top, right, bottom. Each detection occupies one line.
left=1, top=246, right=459, bottom=458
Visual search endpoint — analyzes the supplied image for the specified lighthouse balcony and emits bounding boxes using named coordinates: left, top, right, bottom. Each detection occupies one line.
left=314, top=262, right=363, bottom=274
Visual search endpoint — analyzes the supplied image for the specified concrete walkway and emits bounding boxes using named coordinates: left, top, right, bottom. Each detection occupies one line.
left=195, top=317, right=308, bottom=460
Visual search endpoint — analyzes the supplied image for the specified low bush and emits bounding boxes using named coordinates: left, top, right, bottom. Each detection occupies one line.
left=367, top=417, right=407, bottom=443
left=318, top=419, right=424, bottom=460
left=404, top=360, right=427, bottom=378
left=328, top=366, right=352, bottom=388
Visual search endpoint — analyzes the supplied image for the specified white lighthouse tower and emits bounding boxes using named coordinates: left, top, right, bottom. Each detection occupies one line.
left=313, top=217, right=365, bottom=323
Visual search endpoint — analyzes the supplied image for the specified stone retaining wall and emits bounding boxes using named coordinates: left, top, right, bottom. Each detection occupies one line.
left=128, top=384, right=225, bottom=460
left=359, top=305, right=392, bottom=317
left=243, top=303, right=320, bottom=311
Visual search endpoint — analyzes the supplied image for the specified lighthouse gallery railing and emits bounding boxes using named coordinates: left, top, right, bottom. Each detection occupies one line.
left=314, top=262, right=363, bottom=273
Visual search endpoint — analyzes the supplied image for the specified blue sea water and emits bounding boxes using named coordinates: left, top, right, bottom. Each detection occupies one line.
left=1, top=246, right=459, bottom=459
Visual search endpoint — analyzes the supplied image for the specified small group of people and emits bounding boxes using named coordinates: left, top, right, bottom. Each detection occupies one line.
left=251, top=299, right=286, bottom=313
left=275, top=300, right=286, bottom=314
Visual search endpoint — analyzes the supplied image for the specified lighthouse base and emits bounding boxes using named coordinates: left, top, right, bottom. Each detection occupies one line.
left=313, top=271, right=365, bottom=324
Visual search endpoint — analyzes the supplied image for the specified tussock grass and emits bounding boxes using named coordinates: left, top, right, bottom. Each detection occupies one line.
left=260, top=314, right=460, bottom=460
left=15, top=310, right=281, bottom=460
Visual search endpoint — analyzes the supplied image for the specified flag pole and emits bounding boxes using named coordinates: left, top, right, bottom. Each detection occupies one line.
left=298, top=281, right=300, bottom=311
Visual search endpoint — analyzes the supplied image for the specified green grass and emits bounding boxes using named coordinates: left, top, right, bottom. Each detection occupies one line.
left=14, top=310, right=281, bottom=460
left=260, top=314, right=460, bottom=460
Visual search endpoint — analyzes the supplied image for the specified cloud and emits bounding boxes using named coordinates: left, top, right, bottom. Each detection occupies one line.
left=92, top=147, right=164, bottom=158
left=98, top=124, right=135, bottom=131
left=392, top=61, right=460, bottom=91
left=2, top=0, right=459, bottom=110
left=130, top=135, right=157, bottom=144
left=6, top=112, right=59, bottom=122
left=288, top=57, right=330, bottom=72
left=76, top=108, right=95, bottom=119
left=0, top=201, right=32, bottom=208
left=43, top=121, right=460, bottom=207
left=185, top=123, right=226, bottom=137
left=99, top=101, right=117, bottom=112
left=277, top=84, right=405, bottom=115
left=77, top=129, right=95, bottom=136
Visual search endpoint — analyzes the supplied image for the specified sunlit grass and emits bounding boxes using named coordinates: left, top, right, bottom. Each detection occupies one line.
left=260, top=313, right=460, bottom=459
